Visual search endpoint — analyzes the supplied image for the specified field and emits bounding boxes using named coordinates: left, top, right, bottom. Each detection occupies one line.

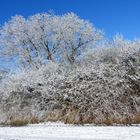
left=0, top=122, right=140, bottom=140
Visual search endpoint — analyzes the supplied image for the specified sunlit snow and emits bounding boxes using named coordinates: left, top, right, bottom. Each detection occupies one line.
left=0, top=122, right=140, bottom=140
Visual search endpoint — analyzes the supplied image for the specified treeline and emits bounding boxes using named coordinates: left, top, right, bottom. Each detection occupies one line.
left=0, top=13, right=139, bottom=125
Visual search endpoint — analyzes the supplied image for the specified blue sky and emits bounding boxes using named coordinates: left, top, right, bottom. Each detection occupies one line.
left=0, top=0, right=140, bottom=69
left=0, top=0, right=140, bottom=39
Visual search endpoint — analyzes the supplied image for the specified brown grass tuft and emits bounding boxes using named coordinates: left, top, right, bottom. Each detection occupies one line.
left=29, top=116, right=39, bottom=124
left=132, top=114, right=140, bottom=124
left=8, top=119, right=28, bottom=126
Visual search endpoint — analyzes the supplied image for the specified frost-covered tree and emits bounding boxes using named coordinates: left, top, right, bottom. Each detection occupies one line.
left=0, top=12, right=103, bottom=68
left=52, top=13, right=103, bottom=66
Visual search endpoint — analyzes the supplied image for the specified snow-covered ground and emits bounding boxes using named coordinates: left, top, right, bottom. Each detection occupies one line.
left=0, top=122, right=140, bottom=140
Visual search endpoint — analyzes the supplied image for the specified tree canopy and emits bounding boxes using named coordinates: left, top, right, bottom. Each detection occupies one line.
left=0, top=13, right=103, bottom=69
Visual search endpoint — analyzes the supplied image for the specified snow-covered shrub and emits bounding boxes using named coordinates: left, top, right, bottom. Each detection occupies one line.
left=0, top=62, right=64, bottom=121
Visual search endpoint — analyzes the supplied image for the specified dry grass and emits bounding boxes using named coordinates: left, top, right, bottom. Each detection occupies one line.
left=37, top=112, right=140, bottom=125
left=44, top=108, right=95, bottom=124
left=43, top=107, right=140, bottom=125
left=8, top=119, right=28, bottom=126
left=45, top=110, right=66, bottom=122
left=29, top=116, right=39, bottom=124
left=1, top=110, right=140, bottom=126
left=132, top=114, right=140, bottom=124
left=8, top=116, right=40, bottom=126
left=0, top=115, right=40, bottom=127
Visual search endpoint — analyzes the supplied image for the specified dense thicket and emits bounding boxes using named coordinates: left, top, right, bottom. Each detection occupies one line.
left=0, top=13, right=139, bottom=124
